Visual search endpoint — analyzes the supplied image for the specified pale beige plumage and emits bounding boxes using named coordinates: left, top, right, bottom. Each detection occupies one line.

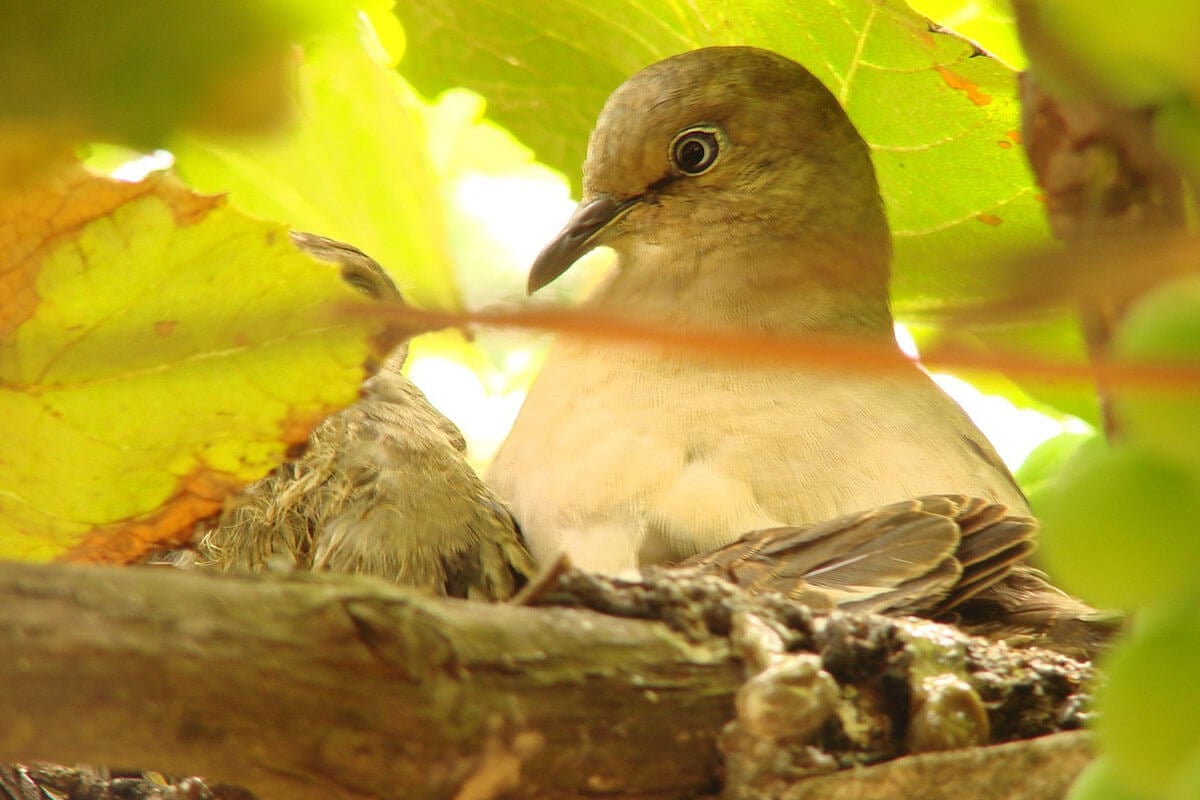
left=487, top=46, right=1109, bottom=654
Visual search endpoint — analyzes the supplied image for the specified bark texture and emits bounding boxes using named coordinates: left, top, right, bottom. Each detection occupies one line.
left=0, top=563, right=1094, bottom=800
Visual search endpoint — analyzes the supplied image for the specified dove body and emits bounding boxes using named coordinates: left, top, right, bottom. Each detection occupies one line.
left=495, top=329, right=1025, bottom=572
left=488, top=46, right=1022, bottom=571
left=488, top=47, right=1106, bottom=654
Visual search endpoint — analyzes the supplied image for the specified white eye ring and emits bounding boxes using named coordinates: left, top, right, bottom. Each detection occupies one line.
left=670, top=125, right=723, bottom=175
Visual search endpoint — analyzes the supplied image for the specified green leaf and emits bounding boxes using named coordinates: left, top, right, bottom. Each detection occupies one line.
left=1113, top=274, right=1200, bottom=471
left=1156, top=96, right=1200, bottom=180
left=394, top=0, right=1052, bottom=314
left=1015, top=429, right=1092, bottom=509
left=1066, top=758, right=1160, bottom=800
left=421, top=88, right=577, bottom=308
left=173, top=33, right=462, bottom=313
left=1022, top=1, right=1200, bottom=108
left=912, top=316, right=1100, bottom=425
left=907, top=0, right=1026, bottom=68
left=1037, top=441, right=1200, bottom=609
left=1167, top=747, right=1200, bottom=800
left=0, top=0, right=353, bottom=187
left=1100, top=599, right=1200, bottom=795
left=1019, top=1, right=1200, bottom=180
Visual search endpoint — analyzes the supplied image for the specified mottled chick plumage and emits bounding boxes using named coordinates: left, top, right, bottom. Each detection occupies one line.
left=194, top=233, right=534, bottom=601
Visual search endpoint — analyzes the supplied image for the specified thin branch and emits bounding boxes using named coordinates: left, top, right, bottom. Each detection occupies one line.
left=353, top=303, right=1200, bottom=393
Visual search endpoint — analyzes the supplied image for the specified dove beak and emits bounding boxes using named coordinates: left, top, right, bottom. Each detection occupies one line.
left=527, top=193, right=641, bottom=294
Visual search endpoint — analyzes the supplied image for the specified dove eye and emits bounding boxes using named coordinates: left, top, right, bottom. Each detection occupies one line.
left=670, top=126, right=722, bottom=175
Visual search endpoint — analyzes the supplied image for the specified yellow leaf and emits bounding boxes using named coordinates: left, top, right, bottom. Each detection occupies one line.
left=0, top=166, right=383, bottom=562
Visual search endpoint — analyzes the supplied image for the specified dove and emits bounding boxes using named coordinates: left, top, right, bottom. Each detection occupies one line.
left=487, top=46, right=1110, bottom=654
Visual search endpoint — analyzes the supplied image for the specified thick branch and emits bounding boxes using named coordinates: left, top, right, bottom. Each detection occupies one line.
left=0, top=563, right=735, bottom=800
left=0, top=563, right=1093, bottom=800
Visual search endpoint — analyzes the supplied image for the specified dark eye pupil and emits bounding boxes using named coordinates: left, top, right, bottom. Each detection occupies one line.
left=673, top=130, right=719, bottom=174
left=680, top=139, right=706, bottom=168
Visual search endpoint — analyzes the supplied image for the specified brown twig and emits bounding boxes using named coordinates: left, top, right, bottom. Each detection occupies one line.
left=347, top=303, right=1200, bottom=393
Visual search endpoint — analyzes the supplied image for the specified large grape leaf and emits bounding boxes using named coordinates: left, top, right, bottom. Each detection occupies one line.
left=394, top=0, right=1051, bottom=315
left=0, top=167, right=385, bottom=562
left=172, top=33, right=462, bottom=313
left=908, top=0, right=1025, bottom=68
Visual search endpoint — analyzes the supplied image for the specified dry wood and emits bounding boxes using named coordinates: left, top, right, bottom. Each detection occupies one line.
left=0, top=562, right=1094, bottom=799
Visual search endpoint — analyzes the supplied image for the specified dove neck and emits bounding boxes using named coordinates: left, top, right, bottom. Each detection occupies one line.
left=589, top=237, right=894, bottom=337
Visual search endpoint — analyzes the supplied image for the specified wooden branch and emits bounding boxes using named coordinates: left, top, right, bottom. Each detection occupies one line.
left=771, top=731, right=1092, bottom=800
left=0, top=563, right=1094, bottom=800
left=0, top=563, right=736, bottom=800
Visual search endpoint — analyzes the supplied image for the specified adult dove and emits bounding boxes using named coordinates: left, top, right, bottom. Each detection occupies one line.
left=487, top=46, right=1106, bottom=653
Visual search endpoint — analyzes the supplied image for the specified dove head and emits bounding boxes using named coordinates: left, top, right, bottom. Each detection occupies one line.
left=528, top=47, right=892, bottom=325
